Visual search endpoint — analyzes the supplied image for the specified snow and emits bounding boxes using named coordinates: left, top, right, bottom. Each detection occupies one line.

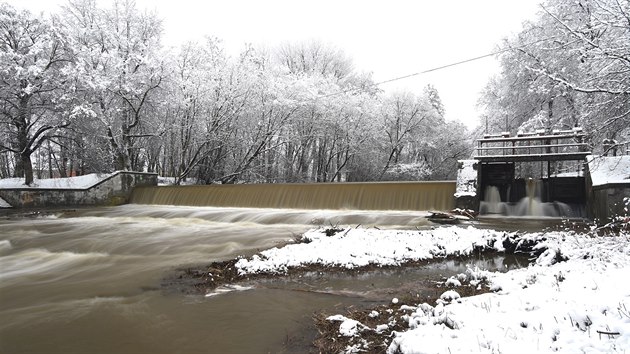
left=234, top=225, right=630, bottom=353
left=0, top=197, right=11, bottom=208
left=553, top=171, right=583, bottom=177
left=445, top=276, right=462, bottom=287
left=387, top=232, right=630, bottom=353
left=327, top=315, right=369, bottom=337
left=454, top=160, right=478, bottom=198
left=439, top=290, right=461, bottom=302
left=157, top=176, right=199, bottom=186
left=235, top=226, right=506, bottom=274
left=587, top=155, right=630, bottom=187
left=0, top=173, right=112, bottom=189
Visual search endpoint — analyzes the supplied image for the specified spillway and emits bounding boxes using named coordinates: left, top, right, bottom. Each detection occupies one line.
left=130, top=181, right=456, bottom=211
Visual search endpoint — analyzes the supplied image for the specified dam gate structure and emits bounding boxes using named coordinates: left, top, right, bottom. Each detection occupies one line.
left=455, top=128, right=592, bottom=218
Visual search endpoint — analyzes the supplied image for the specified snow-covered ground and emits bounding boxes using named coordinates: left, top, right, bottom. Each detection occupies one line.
left=236, top=226, right=630, bottom=353
left=0, top=173, right=111, bottom=189
left=236, top=227, right=505, bottom=274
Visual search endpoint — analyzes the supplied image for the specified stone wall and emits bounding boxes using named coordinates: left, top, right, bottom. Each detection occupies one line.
left=0, top=172, right=157, bottom=208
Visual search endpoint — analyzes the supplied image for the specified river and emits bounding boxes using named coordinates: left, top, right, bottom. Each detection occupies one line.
left=0, top=204, right=524, bottom=353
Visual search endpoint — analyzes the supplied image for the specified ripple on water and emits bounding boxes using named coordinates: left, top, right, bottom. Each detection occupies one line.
left=0, top=239, right=12, bottom=255
left=0, top=248, right=109, bottom=283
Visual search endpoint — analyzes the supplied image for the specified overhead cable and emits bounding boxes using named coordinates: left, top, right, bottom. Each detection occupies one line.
left=316, top=35, right=561, bottom=100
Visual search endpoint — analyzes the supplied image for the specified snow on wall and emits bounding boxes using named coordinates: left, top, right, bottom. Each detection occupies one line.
left=454, top=160, right=478, bottom=197
left=0, top=172, right=157, bottom=208
left=0, top=197, right=11, bottom=208
left=0, top=173, right=112, bottom=189
left=587, top=155, right=630, bottom=187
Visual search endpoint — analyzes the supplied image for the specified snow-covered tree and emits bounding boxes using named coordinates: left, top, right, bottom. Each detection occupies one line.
left=274, top=40, right=354, bottom=82
left=157, top=38, right=237, bottom=183
left=0, top=2, right=471, bottom=183
left=270, top=42, right=379, bottom=183
left=374, top=88, right=471, bottom=181
left=61, top=0, right=166, bottom=171
left=480, top=0, right=630, bottom=149
left=0, top=4, right=75, bottom=184
left=377, top=91, right=438, bottom=180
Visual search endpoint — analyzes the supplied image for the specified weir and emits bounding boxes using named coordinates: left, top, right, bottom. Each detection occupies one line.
left=130, top=181, right=456, bottom=211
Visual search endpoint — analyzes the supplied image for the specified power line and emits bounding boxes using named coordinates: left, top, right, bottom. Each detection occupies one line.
left=316, top=35, right=560, bottom=100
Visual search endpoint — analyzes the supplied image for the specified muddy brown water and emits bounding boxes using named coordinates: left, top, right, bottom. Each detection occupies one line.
left=1, top=205, right=528, bottom=353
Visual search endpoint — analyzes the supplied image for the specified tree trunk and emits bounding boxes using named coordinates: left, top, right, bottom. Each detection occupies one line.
left=114, top=153, right=128, bottom=171
left=21, top=152, right=34, bottom=185
left=13, top=153, right=24, bottom=179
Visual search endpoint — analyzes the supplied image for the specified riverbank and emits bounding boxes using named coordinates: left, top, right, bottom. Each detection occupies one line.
left=174, top=226, right=539, bottom=294
left=180, top=225, right=630, bottom=353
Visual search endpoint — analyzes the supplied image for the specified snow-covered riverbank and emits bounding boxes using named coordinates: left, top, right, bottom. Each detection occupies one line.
left=235, top=226, right=630, bottom=353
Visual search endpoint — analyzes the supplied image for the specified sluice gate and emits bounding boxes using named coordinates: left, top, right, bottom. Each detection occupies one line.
left=456, top=127, right=630, bottom=221
left=130, top=181, right=456, bottom=211
left=455, top=128, right=591, bottom=218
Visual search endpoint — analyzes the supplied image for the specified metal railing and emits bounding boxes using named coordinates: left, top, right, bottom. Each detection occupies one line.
left=475, top=128, right=590, bottom=162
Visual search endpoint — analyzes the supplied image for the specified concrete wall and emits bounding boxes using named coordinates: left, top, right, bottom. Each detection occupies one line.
left=589, top=186, right=630, bottom=223
left=0, top=172, right=157, bottom=208
left=585, top=160, right=630, bottom=223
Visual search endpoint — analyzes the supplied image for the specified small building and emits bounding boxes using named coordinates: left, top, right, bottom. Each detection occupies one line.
left=586, top=155, right=630, bottom=223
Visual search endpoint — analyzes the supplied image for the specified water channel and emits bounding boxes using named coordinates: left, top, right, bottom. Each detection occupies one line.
left=1, top=204, right=527, bottom=353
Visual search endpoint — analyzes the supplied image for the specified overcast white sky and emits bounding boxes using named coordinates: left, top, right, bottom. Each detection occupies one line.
left=9, top=0, right=543, bottom=129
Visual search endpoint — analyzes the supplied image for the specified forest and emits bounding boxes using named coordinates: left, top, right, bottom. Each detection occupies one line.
left=1, top=0, right=628, bottom=185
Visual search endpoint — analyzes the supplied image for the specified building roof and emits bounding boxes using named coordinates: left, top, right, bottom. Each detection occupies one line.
left=587, top=155, right=630, bottom=188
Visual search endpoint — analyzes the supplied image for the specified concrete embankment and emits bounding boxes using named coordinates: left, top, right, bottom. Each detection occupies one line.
left=0, top=171, right=157, bottom=208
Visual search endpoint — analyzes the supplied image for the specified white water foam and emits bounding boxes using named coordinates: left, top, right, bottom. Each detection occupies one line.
left=0, top=248, right=109, bottom=282
left=480, top=181, right=580, bottom=218
left=205, top=284, right=254, bottom=297
left=0, top=239, right=12, bottom=255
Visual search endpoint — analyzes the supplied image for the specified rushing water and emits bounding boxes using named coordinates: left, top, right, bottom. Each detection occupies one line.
left=1, top=205, right=522, bottom=353
left=130, top=181, right=456, bottom=211
left=480, top=180, right=585, bottom=218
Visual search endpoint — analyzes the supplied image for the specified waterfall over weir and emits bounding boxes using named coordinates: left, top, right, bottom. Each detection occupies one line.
left=479, top=179, right=582, bottom=218
left=130, top=181, right=456, bottom=211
